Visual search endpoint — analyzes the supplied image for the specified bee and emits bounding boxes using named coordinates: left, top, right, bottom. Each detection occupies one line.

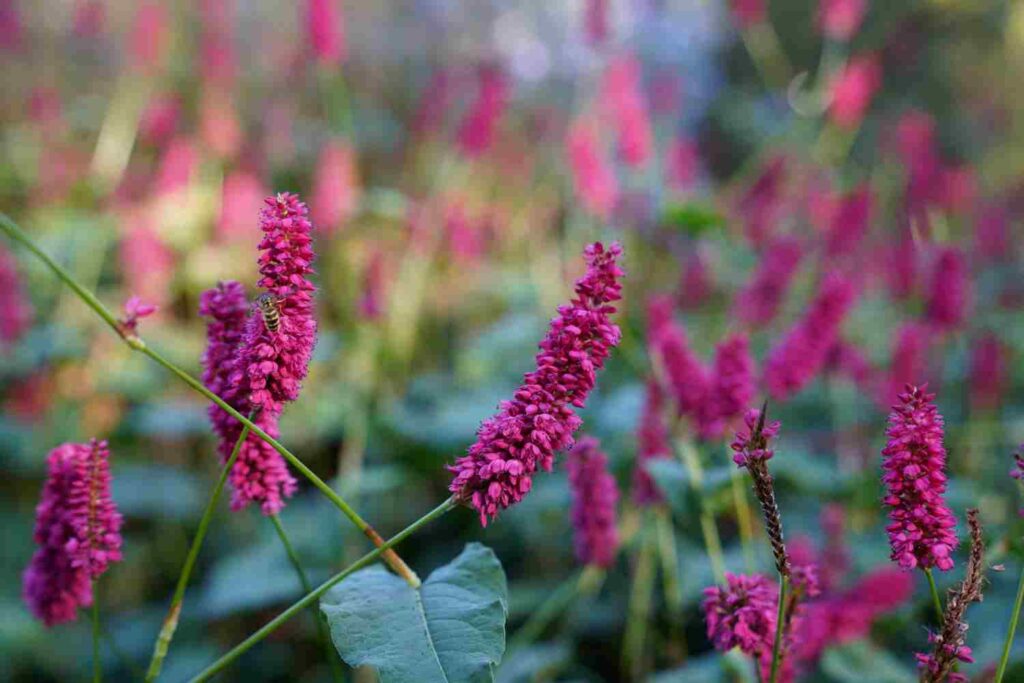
left=255, top=293, right=282, bottom=333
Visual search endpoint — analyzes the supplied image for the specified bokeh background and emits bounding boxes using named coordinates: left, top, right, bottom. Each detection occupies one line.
left=1, top=1, right=1023, bottom=681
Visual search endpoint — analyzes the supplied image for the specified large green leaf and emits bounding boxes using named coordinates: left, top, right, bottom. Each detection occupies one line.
left=321, top=543, right=508, bottom=683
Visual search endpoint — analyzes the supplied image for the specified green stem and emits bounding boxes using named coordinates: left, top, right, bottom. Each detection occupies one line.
left=269, top=514, right=344, bottom=683
left=145, top=420, right=252, bottom=682
left=0, top=212, right=419, bottom=588
left=623, top=521, right=657, bottom=681
left=188, top=496, right=456, bottom=683
left=655, top=507, right=687, bottom=659
left=92, top=581, right=102, bottom=683
left=924, top=568, right=944, bottom=625
left=995, top=565, right=1024, bottom=682
left=768, top=575, right=789, bottom=683
left=730, top=468, right=757, bottom=573
left=678, top=439, right=727, bottom=582
left=507, top=569, right=584, bottom=652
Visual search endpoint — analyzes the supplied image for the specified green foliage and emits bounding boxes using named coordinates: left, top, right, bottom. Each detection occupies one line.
left=321, top=543, right=508, bottom=683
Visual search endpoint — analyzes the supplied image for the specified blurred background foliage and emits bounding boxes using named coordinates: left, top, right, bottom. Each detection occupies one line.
left=1, top=0, right=1024, bottom=681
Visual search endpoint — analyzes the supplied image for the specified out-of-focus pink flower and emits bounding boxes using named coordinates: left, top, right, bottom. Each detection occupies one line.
left=448, top=243, right=623, bottom=525
left=882, top=384, right=958, bottom=571
left=0, top=244, right=33, bottom=346
left=763, top=273, right=857, bottom=400
left=566, top=117, right=618, bottom=219
left=357, top=250, right=386, bottom=321
left=154, top=136, right=199, bottom=195
left=139, top=93, right=181, bottom=146
left=412, top=68, right=452, bottom=136
left=938, top=166, right=977, bottom=215
left=634, top=379, right=671, bottom=505
left=230, top=194, right=318, bottom=417
left=974, top=204, right=1010, bottom=262
left=648, top=295, right=709, bottom=416
left=826, top=339, right=875, bottom=393
left=895, top=110, right=936, bottom=168
left=583, top=0, right=609, bottom=46
left=457, top=65, right=508, bottom=158
left=305, top=0, right=346, bottom=66
left=729, top=0, right=766, bottom=29
left=829, top=54, right=881, bottom=129
left=699, top=334, right=756, bottom=440
left=23, top=440, right=123, bottom=626
left=0, top=0, right=23, bottom=52
left=444, top=199, right=484, bottom=265
left=733, top=235, right=802, bottom=327
left=970, top=334, right=1006, bottom=411
left=119, top=295, right=157, bottom=338
left=199, top=0, right=236, bottom=86
left=5, top=371, right=52, bottom=422
left=666, top=136, right=699, bottom=192
left=120, top=221, right=174, bottom=312
left=218, top=170, right=266, bottom=241
left=678, top=246, right=713, bottom=310
left=567, top=436, right=620, bottom=568
left=72, top=0, right=105, bottom=39
left=737, top=156, right=787, bottom=247
left=818, top=0, right=867, bottom=41
left=311, top=139, right=360, bottom=234
left=885, top=321, right=930, bottom=405
left=925, top=247, right=971, bottom=331
left=601, top=54, right=652, bottom=168
left=884, top=235, right=918, bottom=300
left=128, top=2, right=169, bottom=73
left=199, top=88, right=242, bottom=160
left=825, top=184, right=872, bottom=258
left=805, top=175, right=837, bottom=232
left=27, top=88, right=64, bottom=137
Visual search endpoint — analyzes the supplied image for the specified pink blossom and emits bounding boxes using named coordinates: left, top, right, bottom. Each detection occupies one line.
left=916, top=638, right=974, bottom=683
left=444, top=200, right=485, bottom=265
left=357, top=250, right=386, bottom=321
left=729, top=0, right=766, bottom=29
left=829, top=53, right=881, bottom=129
left=818, top=0, right=867, bottom=41
left=218, top=171, right=267, bottom=241
left=601, top=55, right=653, bottom=168
left=23, top=440, right=123, bottom=626
left=730, top=408, right=780, bottom=467
left=884, top=321, right=930, bottom=405
left=884, top=236, right=918, bottom=300
left=199, top=0, right=236, bottom=86
left=119, top=295, right=157, bottom=338
left=974, top=203, right=1010, bottom=262
left=881, top=384, right=958, bottom=571
left=566, top=117, right=618, bottom=219
left=733, top=235, right=802, bottom=327
left=763, top=273, right=857, bottom=400
left=0, top=0, right=23, bottom=52
left=128, top=2, right=169, bottom=73
left=311, top=139, right=359, bottom=234
left=678, top=246, right=712, bottom=310
left=737, top=156, right=787, bottom=247
left=969, top=333, right=1005, bottom=411
left=703, top=572, right=778, bottom=671
left=699, top=334, right=756, bottom=440
left=825, top=184, right=872, bottom=258
left=412, top=68, right=452, bottom=136
left=0, top=244, right=32, bottom=345
left=138, top=93, right=181, bottom=147
left=567, top=436, right=620, bottom=568
left=457, top=65, right=508, bottom=158
left=154, top=136, right=199, bottom=195
left=648, top=295, right=709, bottom=416
left=666, top=136, right=699, bottom=192
left=199, top=88, right=242, bottom=160
left=119, top=221, right=174, bottom=312
left=634, top=379, right=671, bottom=505
left=448, top=243, right=623, bottom=525
left=305, top=0, right=346, bottom=66
left=230, top=194, right=318, bottom=417
left=925, top=247, right=971, bottom=330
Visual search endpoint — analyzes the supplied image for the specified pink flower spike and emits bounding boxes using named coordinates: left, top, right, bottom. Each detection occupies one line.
left=305, top=0, right=346, bottom=66
left=634, top=379, right=672, bottom=505
left=703, top=572, right=777, bottom=658
left=818, top=0, right=867, bottom=41
left=881, top=384, right=958, bottom=571
left=567, top=436, right=620, bottom=568
left=730, top=408, right=780, bottom=468
left=829, top=53, right=881, bottom=129
left=448, top=242, right=624, bottom=525
left=0, top=244, right=32, bottom=345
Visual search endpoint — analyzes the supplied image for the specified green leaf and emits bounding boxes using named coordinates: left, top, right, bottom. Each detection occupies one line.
left=820, top=640, right=916, bottom=683
left=662, top=202, right=726, bottom=237
left=321, top=543, right=508, bottom=683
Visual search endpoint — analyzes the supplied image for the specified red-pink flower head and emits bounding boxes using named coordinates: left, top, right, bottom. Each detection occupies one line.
left=829, top=53, right=881, bottom=129
left=566, top=117, right=618, bottom=220
left=763, top=273, right=857, bottom=400
left=305, top=0, right=346, bottom=66
left=925, top=247, right=971, bottom=331
left=457, top=65, right=508, bottom=158
left=199, top=282, right=298, bottom=515
left=118, top=295, right=157, bottom=339
left=218, top=170, right=267, bottom=241
left=818, top=0, right=867, bottom=41
left=647, top=294, right=709, bottom=416
left=969, top=333, right=1005, bottom=411
left=139, top=93, right=181, bottom=146
left=567, top=436, right=620, bottom=568
left=634, top=379, right=671, bottom=505
left=128, top=1, right=169, bottom=73
left=230, top=193, right=318, bottom=417
left=730, top=408, right=780, bottom=467
left=601, top=55, right=653, bottom=168
left=699, top=333, right=756, bottom=440
left=736, top=156, right=787, bottom=247
left=881, top=384, right=958, bottom=571
left=678, top=246, right=713, bottom=310
left=703, top=572, right=777, bottom=658
left=311, top=138, right=359, bottom=234
left=825, top=184, right=872, bottom=258
left=0, top=244, right=32, bottom=345
left=729, top=0, right=766, bottom=29
left=23, top=440, right=123, bottom=626
left=154, top=136, right=198, bottom=196
left=448, top=242, right=624, bottom=526
left=733, top=235, right=802, bottom=327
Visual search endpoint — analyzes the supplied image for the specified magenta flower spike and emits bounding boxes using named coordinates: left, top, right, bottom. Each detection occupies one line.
left=567, top=437, right=620, bottom=568
left=566, top=117, right=618, bottom=220
left=925, top=247, right=971, bottom=331
left=456, top=64, right=508, bottom=158
left=0, top=244, right=32, bottom=345
left=703, top=572, right=780, bottom=677
left=448, top=242, right=624, bottom=526
left=881, top=384, right=958, bottom=571
left=763, top=273, right=856, bottom=400
left=733, top=235, right=802, bottom=328
left=23, top=440, right=123, bottom=626
left=818, top=0, right=867, bottom=41
left=698, top=333, right=755, bottom=440
left=647, top=294, right=709, bottom=416
left=600, top=54, right=653, bottom=168
left=305, top=0, right=346, bottom=66
left=633, top=379, right=672, bottom=505
left=829, top=53, right=882, bottom=128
